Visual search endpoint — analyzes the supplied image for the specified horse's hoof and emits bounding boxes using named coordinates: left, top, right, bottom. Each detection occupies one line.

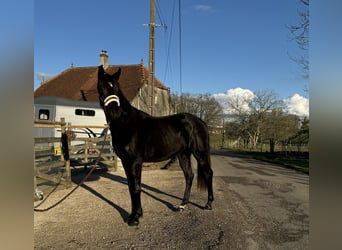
left=177, top=204, right=186, bottom=211
left=204, top=204, right=212, bottom=210
left=128, top=218, right=139, bottom=226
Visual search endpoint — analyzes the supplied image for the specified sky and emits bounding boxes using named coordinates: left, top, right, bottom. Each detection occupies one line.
left=34, top=0, right=309, bottom=116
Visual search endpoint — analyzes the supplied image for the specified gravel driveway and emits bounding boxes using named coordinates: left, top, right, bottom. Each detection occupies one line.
left=34, top=152, right=309, bottom=249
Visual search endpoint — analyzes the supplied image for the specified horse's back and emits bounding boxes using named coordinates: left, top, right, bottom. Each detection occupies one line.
left=141, top=112, right=209, bottom=157
left=170, top=113, right=210, bottom=153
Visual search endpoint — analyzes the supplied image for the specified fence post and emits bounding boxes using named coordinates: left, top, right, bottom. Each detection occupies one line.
left=34, top=149, right=38, bottom=200
left=61, top=118, right=71, bottom=188
left=114, top=153, right=117, bottom=171
left=85, top=139, right=89, bottom=168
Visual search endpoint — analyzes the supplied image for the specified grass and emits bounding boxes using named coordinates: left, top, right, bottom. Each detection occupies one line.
left=209, top=133, right=309, bottom=174
left=233, top=149, right=309, bottom=174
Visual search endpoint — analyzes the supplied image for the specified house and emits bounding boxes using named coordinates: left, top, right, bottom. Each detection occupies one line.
left=34, top=51, right=171, bottom=116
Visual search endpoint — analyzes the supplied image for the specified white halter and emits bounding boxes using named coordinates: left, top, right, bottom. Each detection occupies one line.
left=104, top=95, right=120, bottom=107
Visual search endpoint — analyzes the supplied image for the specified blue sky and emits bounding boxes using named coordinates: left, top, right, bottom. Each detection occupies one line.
left=34, top=0, right=307, bottom=102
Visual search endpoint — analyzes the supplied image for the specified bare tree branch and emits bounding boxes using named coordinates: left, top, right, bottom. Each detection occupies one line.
left=287, top=0, right=309, bottom=79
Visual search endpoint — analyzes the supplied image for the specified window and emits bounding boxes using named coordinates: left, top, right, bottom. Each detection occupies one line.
left=38, top=109, right=50, bottom=120
left=75, top=109, right=95, bottom=116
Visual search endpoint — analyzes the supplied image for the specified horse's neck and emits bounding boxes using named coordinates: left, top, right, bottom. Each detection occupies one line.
left=108, top=96, right=150, bottom=129
left=109, top=104, right=149, bottom=147
left=119, top=92, right=150, bottom=118
left=131, top=105, right=150, bottom=119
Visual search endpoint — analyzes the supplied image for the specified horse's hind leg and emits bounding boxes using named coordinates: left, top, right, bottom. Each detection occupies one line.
left=194, top=152, right=214, bottom=210
left=177, top=151, right=194, bottom=210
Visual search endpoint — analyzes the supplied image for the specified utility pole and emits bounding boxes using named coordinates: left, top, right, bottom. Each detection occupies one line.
left=148, top=0, right=156, bottom=116
left=144, top=0, right=166, bottom=116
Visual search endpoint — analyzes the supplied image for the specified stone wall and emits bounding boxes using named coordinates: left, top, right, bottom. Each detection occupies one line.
left=131, top=84, right=170, bottom=116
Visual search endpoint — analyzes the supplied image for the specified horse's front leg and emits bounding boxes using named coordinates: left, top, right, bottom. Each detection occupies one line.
left=123, top=159, right=143, bottom=226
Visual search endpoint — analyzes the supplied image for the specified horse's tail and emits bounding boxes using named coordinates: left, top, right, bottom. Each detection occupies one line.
left=186, top=113, right=211, bottom=191
left=197, top=165, right=208, bottom=191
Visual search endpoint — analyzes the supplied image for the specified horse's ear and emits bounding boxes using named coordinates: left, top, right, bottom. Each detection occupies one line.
left=112, top=67, right=121, bottom=82
left=98, top=65, right=105, bottom=79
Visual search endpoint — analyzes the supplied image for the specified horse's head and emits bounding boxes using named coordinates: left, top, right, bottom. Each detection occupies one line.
left=97, top=65, right=122, bottom=110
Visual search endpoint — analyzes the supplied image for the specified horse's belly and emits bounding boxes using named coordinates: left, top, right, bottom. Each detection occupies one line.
left=142, top=137, right=186, bottom=162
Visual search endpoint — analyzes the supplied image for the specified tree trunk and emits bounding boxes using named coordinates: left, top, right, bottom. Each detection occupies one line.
left=269, top=138, right=275, bottom=154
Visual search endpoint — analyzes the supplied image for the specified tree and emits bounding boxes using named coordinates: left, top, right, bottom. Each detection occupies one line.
left=261, top=110, right=301, bottom=153
left=287, top=0, right=309, bottom=80
left=224, top=118, right=251, bottom=149
left=288, top=116, right=309, bottom=149
left=35, top=72, right=53, bottom=86
left=226, top=90, right=283, bottom=149
left=172, top=93, right=223, bottom=127
left=249, top=91, right=285, bottom=148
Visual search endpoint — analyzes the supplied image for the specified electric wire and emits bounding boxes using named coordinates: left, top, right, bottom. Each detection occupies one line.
left=178, top=0, right=183, bottom=94
left=163, top=0, right=176, bottom=86
left=156, top=0, right=167, bottom=29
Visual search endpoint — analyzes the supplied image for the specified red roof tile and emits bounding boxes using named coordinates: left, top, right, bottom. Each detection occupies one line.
left=34, top=64, right=168, bottom=102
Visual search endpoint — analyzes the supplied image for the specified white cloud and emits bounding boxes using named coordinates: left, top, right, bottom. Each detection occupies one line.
left=36, top=72, right=54, bottom=82
left=283, top=93, right=309, bottom=117
left=34, top=72, right=55, bottom=89
left=194, top=5, right=213, bottom=12
left=213, top=88, right=255, bottom=115
left=214, top=89, right=309, bottom=118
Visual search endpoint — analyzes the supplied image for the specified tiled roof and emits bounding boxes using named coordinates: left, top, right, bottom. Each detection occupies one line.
left=34, top=64, right=168, bottom=102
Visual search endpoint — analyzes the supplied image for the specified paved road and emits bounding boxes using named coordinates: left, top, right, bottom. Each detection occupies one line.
left=207, top=150, right=309, bottom=249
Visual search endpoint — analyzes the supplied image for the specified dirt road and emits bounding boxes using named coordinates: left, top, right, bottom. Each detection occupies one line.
left=34, top=150, right=309, bottom=249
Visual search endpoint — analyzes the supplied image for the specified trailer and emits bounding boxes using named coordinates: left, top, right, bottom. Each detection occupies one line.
left=34, top=96, right=108, bottom=139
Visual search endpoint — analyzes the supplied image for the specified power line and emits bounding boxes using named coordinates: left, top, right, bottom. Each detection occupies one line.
left=178, top=0, right=183, bottom=94
left=163, top=0, right=176, bottom=85
left=156, top=0, right=167, bottom=29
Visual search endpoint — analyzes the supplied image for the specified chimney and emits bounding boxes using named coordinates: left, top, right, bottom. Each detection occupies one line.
left=100, top=50, right=108, bottom=69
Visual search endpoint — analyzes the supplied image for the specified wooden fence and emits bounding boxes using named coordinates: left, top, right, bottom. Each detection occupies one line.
left=34, top=118, right=117, bottom=200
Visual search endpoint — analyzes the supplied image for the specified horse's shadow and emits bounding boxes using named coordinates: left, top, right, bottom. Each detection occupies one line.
left=100, top=172, right=204, bottom=211
left=74, top=169, right=203, bottom=223
left=79, top=181, right=130, bottom=221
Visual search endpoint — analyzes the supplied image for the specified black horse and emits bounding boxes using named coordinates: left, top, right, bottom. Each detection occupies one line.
left=97, top=65, right=214, bottom=226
